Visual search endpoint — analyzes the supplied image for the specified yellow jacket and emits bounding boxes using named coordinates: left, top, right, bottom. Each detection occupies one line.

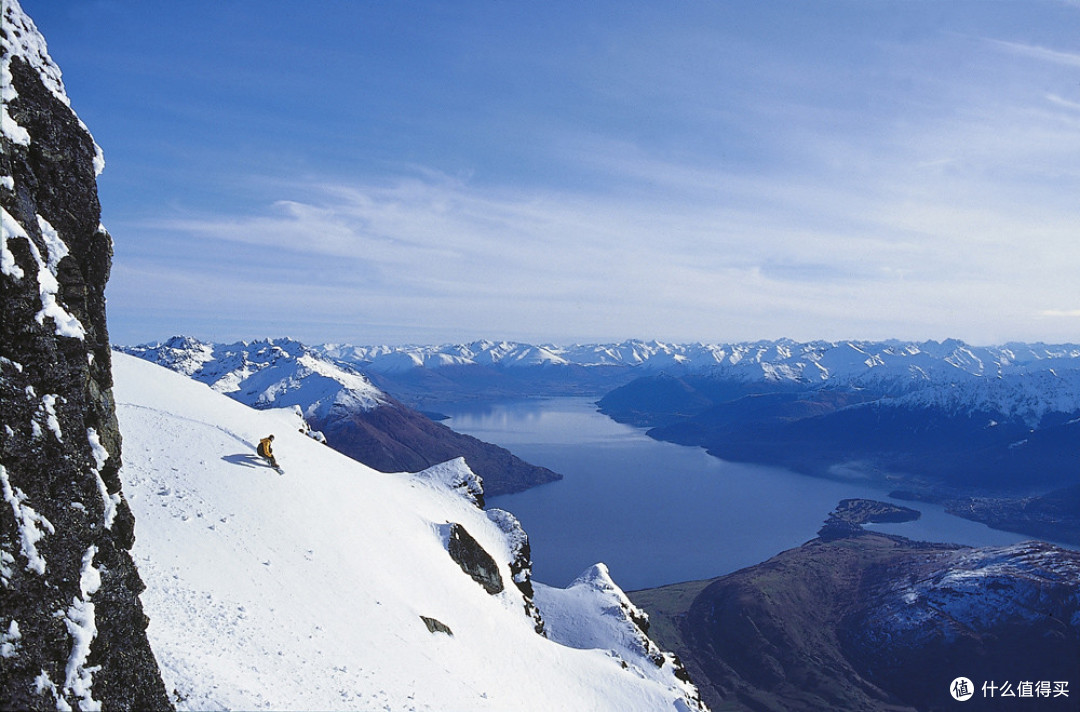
left=257, top=437, right=274, bottom=458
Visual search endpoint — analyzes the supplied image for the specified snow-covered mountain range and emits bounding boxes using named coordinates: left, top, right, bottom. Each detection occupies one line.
left=585, top=341, right=1080, bottom=543
left=322, top=337, right=1080, bottom=382
left=123, top=335, right=1080, bottom=520
left=113, top=352, right=705, bottom=711
left=318, top=338, right=1080, bottom=425
left=130, top=336, right=1080, bottom=427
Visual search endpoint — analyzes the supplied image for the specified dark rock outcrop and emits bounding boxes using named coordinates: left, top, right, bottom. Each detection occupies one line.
left=486, top=508, right=545, bottom=634
left=445, top=523, right=503, bottom=595
left=1, top=4, right=169, bottom=709
left=419, top=615, right=453, bottom=636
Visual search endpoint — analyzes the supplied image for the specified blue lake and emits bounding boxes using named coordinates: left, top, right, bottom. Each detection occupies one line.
left=443, top=397, right=1047, bottom=591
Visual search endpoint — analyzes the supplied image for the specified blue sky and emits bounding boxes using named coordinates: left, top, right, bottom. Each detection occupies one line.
left=19, top=0, right=1080, bottom=346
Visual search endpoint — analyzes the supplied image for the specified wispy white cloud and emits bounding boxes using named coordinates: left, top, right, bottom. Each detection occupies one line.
left=1047, top=93, right=1080, bottom=112
left=1039, top=309, right=1080, bottom=318
left=111, top=118, right=1080, bottom=345
left=99, top=3, right=1080, bottom=346
left=988, top=39, right=1080, bottom=67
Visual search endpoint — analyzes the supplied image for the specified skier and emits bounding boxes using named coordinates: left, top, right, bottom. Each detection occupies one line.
left=257, top=434, right=279, bottom=470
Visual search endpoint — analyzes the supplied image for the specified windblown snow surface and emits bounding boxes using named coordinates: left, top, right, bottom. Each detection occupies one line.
left=112, top=353, right=702, bottom=711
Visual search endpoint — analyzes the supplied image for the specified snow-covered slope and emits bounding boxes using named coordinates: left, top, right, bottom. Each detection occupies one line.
left=112, top=353, right=703, bottom=711
left=882, top=368, right=1080, bottom=428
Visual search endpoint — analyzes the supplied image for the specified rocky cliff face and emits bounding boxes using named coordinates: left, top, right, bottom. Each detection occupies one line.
left=1, top=3, right=169, bottom=709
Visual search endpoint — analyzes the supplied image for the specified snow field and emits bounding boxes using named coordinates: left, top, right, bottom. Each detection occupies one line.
left=113, top=353, right=699, bottom=711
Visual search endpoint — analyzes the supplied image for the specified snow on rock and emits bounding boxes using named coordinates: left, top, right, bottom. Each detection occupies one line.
left=535, top=563, right=705, bottom=709
left=32, top=671, right=67, bottom=712
left=486, top=508, right=545, bottom=633
left=61, top=545, right=103, bottom=712
left=0, top=463, right=55, bottom=577
left=1, top=206, right=28, bottom=279
left=859, top=541, right=1080, bottom=647
left=0, top=1, right=104, bottom=172
left=410, top=456, right=485, bottom=508
left=1, top=620, right=22, bottom=658
left=24, top=213, right=87, bottom=339
left=486, top=509, right=531, bottom=589
left=87, top=428, right=121, bottom=528
left=38, top=393, right=63, bottom=440
left=112, top=352, right=705, bottom=711
left=3, top=3, right=167, bottom=707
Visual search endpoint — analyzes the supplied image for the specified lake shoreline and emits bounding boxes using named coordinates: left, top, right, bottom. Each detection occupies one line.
left=447, top=397, right=1051, bottom=590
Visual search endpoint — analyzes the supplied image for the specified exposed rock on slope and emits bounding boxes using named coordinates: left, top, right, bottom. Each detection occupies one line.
left=1, top=3, right=169, bottom=709
left=445, top=522, right=505, bottom=595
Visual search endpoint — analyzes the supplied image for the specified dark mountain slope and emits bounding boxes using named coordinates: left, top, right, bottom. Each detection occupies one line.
left=631, top=511, right=1079, bottom=712
left=311, top=388, right=561, bottom=496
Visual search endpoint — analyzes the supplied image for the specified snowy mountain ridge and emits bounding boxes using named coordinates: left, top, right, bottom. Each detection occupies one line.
left=882, top=368, right=1080, bottom=428
left=133, top=336, right=1080, bottom=390
left=326, top=337, right=1080, bottom=425
left=121, top=336, right=386, bottom=423
left=126, top=336, right=1080, bottom=428
left=112, top=352, right=705, bottom=711
left=319, top=337, right=1080, bottom=383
